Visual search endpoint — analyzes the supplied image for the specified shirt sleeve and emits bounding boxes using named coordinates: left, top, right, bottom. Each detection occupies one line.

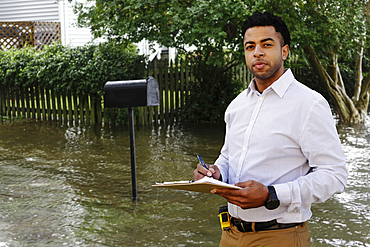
left=274, top=98, right=348, bottom=213
left=214, top=111, right=230, bottom=183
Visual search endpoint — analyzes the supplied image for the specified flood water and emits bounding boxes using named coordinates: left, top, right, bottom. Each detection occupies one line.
left=0, top=117, right=369, bottom=247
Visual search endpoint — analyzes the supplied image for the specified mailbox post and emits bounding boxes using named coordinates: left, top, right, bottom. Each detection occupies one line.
left=103, top=77, right=160, bottom=202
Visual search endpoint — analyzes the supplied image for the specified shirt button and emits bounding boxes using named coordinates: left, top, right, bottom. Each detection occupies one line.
left=260, top=96, right=263, bottom=101
left=243, top=147, right=247, bottom=151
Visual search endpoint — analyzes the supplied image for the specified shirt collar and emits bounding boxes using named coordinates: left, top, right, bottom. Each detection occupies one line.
left=246, top=68, right=294, bottom=98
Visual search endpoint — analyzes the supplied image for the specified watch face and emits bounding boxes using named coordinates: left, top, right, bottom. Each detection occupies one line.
left=266, top=199, right=280, bottom=210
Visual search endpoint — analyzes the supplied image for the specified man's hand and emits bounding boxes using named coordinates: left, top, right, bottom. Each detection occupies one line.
left=211, top=180, right=269, bottom=209
left=193, top=163, right=221, bottom=181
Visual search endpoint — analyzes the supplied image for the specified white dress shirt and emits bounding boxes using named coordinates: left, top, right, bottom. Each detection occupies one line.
left=214, top=69, right=347, bottom=223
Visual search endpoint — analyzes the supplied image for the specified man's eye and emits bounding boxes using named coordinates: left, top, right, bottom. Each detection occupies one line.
left=245, top=46, right=254, bottom=50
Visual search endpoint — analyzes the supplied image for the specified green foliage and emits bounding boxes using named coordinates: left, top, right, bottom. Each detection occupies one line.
left=0, top=46, right=36, bottom=89
left=0, top=42, right=147, bottom=97
left=73, top=0, right=248, bottom=56
left=180, top=52, right=242, bottom=122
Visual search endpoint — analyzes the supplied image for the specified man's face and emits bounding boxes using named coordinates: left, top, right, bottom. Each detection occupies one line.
left=243, top=26, right=289, bottom=91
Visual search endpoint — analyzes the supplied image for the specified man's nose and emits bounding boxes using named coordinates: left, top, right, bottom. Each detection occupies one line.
left=254, top=45, right=264, bottom=57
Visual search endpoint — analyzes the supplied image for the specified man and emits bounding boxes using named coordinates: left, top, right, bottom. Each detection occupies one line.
left=193, top=12, right=347, bottom=246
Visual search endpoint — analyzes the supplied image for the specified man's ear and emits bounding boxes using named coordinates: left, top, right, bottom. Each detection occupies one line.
left=282, top=45, right=289, bottom=61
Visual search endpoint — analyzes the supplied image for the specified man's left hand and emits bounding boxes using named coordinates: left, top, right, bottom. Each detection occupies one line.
left=211, top=180, right=269, bottom=209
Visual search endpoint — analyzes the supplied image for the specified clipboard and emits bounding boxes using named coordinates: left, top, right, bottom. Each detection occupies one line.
left=152, top=176, right=241, bottom=194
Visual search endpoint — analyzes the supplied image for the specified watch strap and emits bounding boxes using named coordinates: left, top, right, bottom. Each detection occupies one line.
left=265, top=185, right=280, bottom=210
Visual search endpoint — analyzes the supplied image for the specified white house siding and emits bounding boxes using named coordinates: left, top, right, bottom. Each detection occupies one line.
left=0, top=0, right=59, bottom=22
left=59, top=0, right=103, bottom=47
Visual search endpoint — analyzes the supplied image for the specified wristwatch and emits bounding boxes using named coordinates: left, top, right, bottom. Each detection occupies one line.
left=264, top=186, right=280, bottom=210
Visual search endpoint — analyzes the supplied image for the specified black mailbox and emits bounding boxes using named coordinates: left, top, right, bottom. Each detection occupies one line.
left=104, top=76, right=159, bottom=108
left=103, top=76, right=160, bottom=202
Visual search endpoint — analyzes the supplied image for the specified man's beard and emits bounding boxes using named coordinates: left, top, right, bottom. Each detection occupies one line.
left=248, top=59, right=283, bottom=80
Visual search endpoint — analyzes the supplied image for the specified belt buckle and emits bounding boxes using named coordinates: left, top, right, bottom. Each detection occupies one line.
left=232, top=218, right=250, bottom=232
left=232, top=218, right=242, bottom=232
left=240, top=221, right=247, bottom=232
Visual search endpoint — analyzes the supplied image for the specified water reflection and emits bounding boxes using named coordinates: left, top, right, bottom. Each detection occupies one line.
left=0, top=118, right=369, bottom=246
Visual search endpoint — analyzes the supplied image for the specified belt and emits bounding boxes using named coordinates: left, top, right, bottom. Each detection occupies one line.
left=231, top=217, right=303, bottom=233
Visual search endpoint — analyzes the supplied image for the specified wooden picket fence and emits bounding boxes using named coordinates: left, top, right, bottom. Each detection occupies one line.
left=0, top=85, right=102, bottom=126
left=146, top=58, right=192, bottom=125
left=0, top=58, right=251, bottom=126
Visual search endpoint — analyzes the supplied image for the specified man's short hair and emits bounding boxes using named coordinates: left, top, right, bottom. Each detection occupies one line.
left=241, top=12, right=291, bottom=47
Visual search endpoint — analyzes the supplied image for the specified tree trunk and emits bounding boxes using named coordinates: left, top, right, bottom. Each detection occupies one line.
left=353, top=37, right=364, bottom=101
left=356, top=47, right=370, bottom=121
left=303, top=45, right=368, bottom=124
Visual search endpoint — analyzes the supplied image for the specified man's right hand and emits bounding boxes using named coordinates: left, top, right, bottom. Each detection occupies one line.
left=193, top=163, right=221, bottom=181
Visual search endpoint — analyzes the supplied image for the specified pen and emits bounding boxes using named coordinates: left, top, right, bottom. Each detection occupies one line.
left=197, top=154, right=212, bottom=177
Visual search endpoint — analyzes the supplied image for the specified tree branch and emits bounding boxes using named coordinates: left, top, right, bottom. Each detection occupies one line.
left=303, top=45, right=358, bottom=121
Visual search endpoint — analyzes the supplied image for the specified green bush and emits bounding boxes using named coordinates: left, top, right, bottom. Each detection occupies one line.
left=180, top=53, right=242, bottom=123
left=0, top=41, right=147, bottom=96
